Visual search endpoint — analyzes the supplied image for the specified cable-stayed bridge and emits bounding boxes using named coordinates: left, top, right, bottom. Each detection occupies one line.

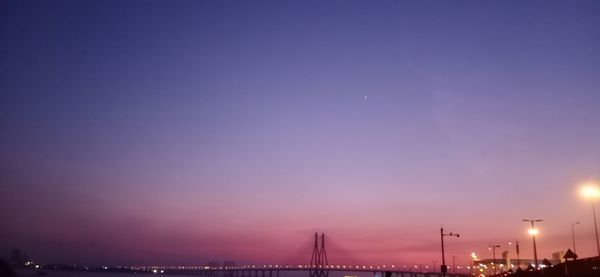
left=133, top=233, right=468, bottom=277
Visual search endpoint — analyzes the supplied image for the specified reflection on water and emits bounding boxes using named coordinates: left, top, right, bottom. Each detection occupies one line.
left=308, top=270, right=328, bottom=277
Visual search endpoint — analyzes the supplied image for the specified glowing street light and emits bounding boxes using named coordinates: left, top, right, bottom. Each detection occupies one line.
left=581, top=182, right=600, bottom=258
left=527, top=228, right=539, bottom=236
left=488, top=245, right=501, bottom=275
left=523, top=219, right=543, bottom=269
left=508, top=241, right=520, bottom=270
left=582, top=184, right=600, bottom=198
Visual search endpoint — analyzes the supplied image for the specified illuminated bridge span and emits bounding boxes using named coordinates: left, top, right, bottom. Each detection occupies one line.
left=134, top=233, right=468, bottom=277
left=134, top=265, right=469, bottom=277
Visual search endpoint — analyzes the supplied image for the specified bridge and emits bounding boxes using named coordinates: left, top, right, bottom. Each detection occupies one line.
left=133, top=233, right=469, bottom=277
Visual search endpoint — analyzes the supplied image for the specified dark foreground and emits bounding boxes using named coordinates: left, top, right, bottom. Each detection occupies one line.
left=495, top=257, right=600, bottom=277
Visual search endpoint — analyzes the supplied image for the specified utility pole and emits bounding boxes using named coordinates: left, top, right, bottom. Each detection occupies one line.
left=571, top=222, right=580, bottom=254
left=516, top=241, right=520, bottom=270
left=440, top=228, right=459, bottom=277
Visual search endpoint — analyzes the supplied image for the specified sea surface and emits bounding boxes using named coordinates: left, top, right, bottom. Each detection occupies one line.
left=14, top=270, right=388, bottom=277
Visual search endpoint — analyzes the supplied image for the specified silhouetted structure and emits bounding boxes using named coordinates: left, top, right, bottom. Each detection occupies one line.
left=507, top=255, right=600, bottom=276
left=0, top=259, right=16, bottom=277
left=8, top=249, right=28, bottom=267
left=310, top=233, right=328, bottom=268
left=309, top=233, right=328, bottom=277
left=563, top=249, right=577, bottom=261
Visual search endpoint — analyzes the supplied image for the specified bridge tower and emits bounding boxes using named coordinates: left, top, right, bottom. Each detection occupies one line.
left=310, top=233, right=328, bottom=268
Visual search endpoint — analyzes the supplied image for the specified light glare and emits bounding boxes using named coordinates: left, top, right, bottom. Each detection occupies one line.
left=528, top=228, right=539, bottom=235
left=581, top=183, right=600, bottom=199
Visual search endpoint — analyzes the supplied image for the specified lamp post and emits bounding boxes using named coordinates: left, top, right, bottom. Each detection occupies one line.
left=488, top=245, right=501, bottom=275
left=581, top=183, right=600, bottom=258
left=508, top=241, right=520, bottom=270
left=440, top=228, right=459, bottom=277
left=571, top=222, right=580, bottom=255
left=523, top=219, right=543, bottom=269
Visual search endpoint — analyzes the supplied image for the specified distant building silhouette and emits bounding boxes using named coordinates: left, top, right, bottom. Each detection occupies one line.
left=9, top=249, right=27, bottom=267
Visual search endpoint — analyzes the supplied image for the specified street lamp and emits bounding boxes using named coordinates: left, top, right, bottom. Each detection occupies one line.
left=523, top=219, right=543, bottom=269
left=488, top=245, right=501, bottom=275
left=440, top=228, right=459, bottom=277
left=581, top=182, right=600, bottom=258
left=508, top=241, right=520, bottom=270
left=571, top=222, right=580, bottom=255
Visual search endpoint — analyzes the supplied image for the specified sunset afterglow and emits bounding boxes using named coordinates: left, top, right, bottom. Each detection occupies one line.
left=1, top=1, right=600, bottom=274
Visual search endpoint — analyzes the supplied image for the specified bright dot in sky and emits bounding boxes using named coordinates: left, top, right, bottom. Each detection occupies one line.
left=363, top=96, right=368, bottom=99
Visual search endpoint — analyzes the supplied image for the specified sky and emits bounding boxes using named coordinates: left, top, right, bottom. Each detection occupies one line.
left=1, top=0, right=600, bottom=268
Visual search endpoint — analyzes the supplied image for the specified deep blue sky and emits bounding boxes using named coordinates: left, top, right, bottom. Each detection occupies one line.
left=1, top=0, right=600, bottom=266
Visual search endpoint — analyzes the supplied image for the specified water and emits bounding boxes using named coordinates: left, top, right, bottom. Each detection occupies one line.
left=14, top=270, right=387, bottom=277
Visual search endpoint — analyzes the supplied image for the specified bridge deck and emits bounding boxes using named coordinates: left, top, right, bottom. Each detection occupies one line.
left=137, top=267, right=470, bottom=277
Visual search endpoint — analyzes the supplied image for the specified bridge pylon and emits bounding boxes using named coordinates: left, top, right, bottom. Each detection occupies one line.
left=309, top=233, right=329, bottom=277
